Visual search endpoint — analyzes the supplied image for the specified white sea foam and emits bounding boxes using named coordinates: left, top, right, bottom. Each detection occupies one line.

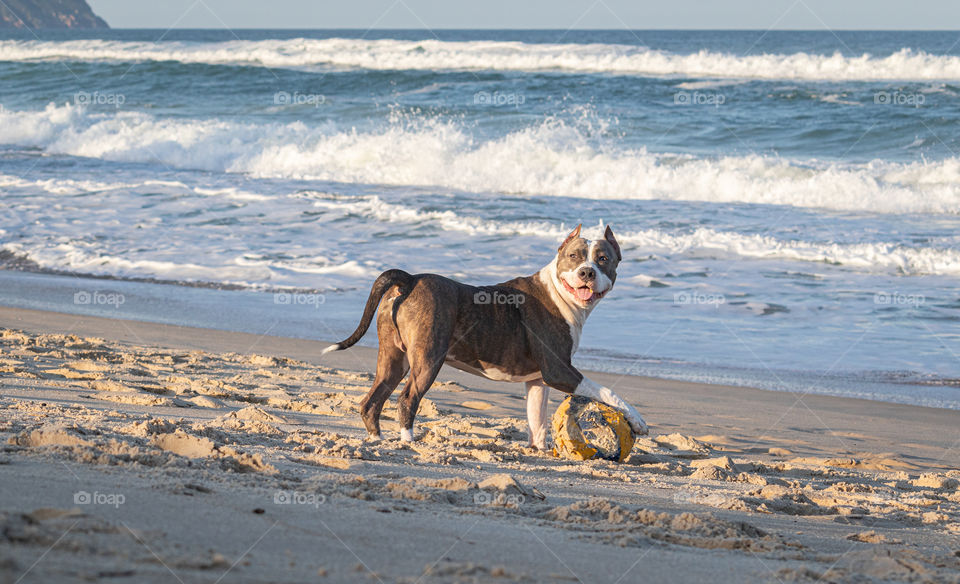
left=0, top=173, right=144, bottom=195
left=2, top=39, right=960, bottom=81
left=0, top=239, right=381, bottom=288
left=617, top=226, right=960, bottom=276
left=3, top=104, right=960, bottom=215
left=0, top=240, right=269, bottom=284
left=6, top=189, right=957, bottom=278
left=0, top=172, right=265, bottom=202
left=307, top=195, right=960, bottom=276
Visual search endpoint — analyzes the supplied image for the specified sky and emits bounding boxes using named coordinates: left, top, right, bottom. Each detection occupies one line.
left=87, top=0, right=960, bottom=30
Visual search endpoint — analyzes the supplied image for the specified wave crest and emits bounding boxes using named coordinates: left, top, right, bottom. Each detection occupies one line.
left=309, top=195, right=960, bottom=276
left=2, top=103, right=960, bottom=215
left=2, top=39, right=960, bottom=80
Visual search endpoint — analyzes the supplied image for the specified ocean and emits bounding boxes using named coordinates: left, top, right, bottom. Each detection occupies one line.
left=0, top=29, right=958, bottom=408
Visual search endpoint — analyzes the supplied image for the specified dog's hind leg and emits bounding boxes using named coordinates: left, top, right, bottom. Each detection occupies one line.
left=360, top=343, right=408, bottom=438
left=396, top=336, right=449, bottom=442
left=525, top=378, right=550, bottom=451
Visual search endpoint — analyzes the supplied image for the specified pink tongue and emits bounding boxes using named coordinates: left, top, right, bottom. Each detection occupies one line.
left=576, top=287, right=594, bottom=301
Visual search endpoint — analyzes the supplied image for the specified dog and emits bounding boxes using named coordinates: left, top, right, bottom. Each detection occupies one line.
left=323, top=224, right=648, bottom=449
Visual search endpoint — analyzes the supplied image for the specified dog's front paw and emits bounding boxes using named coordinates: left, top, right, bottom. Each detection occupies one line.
left=400, top=427, right=416, bottom=442
left=627, top=413, right=649, bottom=436
left=528, top=429, right=548, bottom=452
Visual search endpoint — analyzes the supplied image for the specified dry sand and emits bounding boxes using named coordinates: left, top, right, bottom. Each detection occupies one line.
left=0, top=306, right=958, bottom=583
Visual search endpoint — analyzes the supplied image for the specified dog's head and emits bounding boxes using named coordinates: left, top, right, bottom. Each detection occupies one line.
left=554, top=224, right=621, bottom=307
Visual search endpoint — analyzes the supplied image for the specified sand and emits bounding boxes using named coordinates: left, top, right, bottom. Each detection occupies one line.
left=0, top=306, right=958, bottom=584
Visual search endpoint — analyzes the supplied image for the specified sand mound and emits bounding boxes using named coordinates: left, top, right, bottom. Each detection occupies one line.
left=912, top=473, right=959, bottom=491
left=227, top=406, right=288, bottom=424
left=151, top=430, right=276, bottom=473
left=9, top=425, right=93, bottom=448
left=91, top=392, right=184, bottom=407
left=65, top=360, right=112, bottom=372
left=846, top=530, right=902, bottom=544
left=186, top=395, right=225, bottom=408
left=246, top=354, right=279, bottom=367
left=151, top=430, right=218, bottom=458
left=478, top=473, right=528, bottom=496
left=649, top=433, right=711, bottom=458
left=542, top=498, right=782, bottom=552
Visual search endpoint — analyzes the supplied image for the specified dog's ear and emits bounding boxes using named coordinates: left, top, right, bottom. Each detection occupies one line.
left=604, top=225, right=621, bottom=261
left=558, top=224, right=582, bottom=253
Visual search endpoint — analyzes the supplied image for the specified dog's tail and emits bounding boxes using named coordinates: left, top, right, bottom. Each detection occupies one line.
left=321, top=269, right=414, bottom=355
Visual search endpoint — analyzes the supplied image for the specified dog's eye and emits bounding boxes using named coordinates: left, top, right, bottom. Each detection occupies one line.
left=598, top=255, right=607, bottom=263
left=569, top=253, right=577, bottom=259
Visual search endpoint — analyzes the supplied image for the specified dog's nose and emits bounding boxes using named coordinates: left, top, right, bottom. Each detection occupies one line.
left=577, top=266, right=596, bottom=282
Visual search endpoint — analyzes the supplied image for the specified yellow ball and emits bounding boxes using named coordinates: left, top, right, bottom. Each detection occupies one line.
left=551, top=395, right=636, bottom=462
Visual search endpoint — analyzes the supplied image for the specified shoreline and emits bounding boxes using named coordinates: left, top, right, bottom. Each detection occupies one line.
left=2, top=268, right=957, bottom=411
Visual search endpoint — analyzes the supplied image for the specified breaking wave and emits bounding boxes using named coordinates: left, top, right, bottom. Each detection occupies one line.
left=2, top=38, right=960, bottom=80
left=2, top=103, right=960, bottom=215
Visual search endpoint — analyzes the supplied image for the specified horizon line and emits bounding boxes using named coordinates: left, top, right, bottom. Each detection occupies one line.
left=88, top=27, right=960, bottom=32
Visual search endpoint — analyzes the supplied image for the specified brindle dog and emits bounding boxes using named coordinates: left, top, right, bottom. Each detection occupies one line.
left=323, top=224, right=648, bottom=447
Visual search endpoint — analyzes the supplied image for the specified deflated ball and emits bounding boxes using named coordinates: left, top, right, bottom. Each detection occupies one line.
left=551, top=395, right=635, bottom=462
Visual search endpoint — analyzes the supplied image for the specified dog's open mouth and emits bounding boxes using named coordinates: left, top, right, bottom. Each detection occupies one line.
left=561, top=279, right=606, bottom=303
